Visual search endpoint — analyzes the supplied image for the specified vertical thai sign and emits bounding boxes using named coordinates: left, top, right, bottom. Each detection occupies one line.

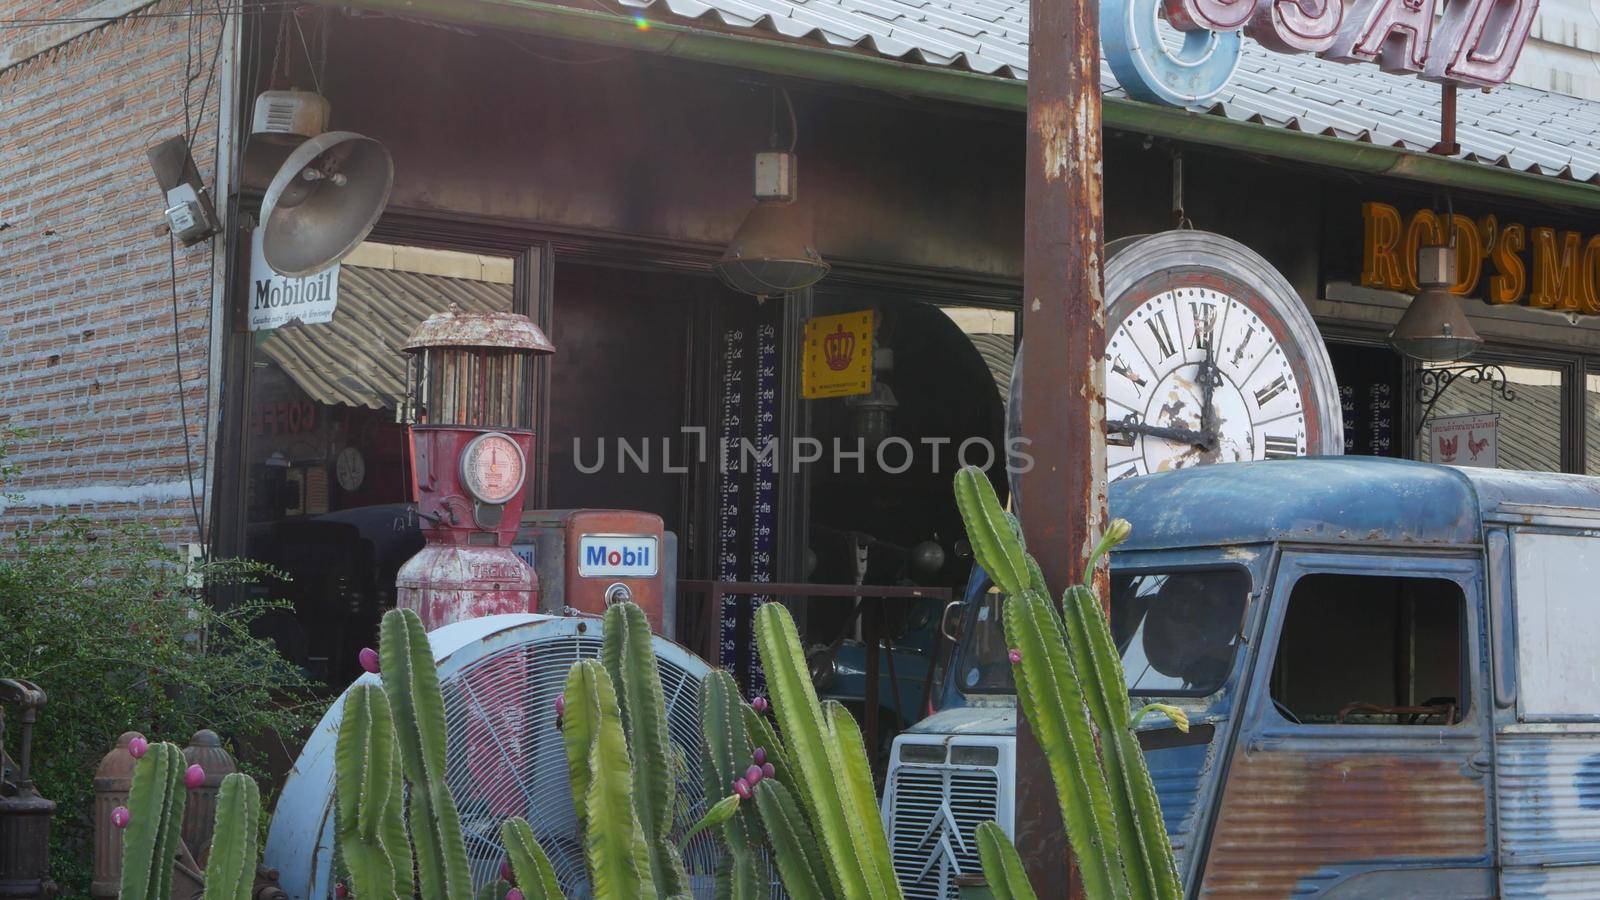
left=717, top=326, right=746, bottom=675
left=748, top=322, right=779, bottom=694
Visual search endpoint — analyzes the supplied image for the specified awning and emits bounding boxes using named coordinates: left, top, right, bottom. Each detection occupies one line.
left=340, top=0, right=1600, bottom=210
left=260, top=265, right=513, bottom=410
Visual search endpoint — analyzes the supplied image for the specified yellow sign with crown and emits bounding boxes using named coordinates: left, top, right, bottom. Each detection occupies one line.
left=802, top=310, right=873, bottom=399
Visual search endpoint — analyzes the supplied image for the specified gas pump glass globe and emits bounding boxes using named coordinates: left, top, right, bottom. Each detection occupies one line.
left=461, top=432, right=526, bottom=505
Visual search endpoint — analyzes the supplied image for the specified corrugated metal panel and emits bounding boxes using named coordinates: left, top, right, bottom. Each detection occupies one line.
left=260, top=266, right=513, bottom=410
left=1200, top=744, right=1489, bottom=896
left=1495, top=730, right=1600, bottom=871
left=619, top=0, right=1600, bottom=184
left=1502, top=864, right=1600, bottom=897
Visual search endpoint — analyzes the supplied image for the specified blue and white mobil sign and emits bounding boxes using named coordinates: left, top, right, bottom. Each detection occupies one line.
left=578, top=534, right=660, bottom=578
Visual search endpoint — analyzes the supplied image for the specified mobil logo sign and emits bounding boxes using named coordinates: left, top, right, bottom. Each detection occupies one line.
left=578, top=534, right=660, bottom=577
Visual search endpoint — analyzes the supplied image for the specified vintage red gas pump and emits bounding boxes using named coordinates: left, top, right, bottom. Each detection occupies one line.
left=397, top=307, right=554, bottom=630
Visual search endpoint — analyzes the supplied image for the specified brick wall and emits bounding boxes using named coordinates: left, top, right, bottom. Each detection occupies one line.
left=0, top=1, right=227, bottom=546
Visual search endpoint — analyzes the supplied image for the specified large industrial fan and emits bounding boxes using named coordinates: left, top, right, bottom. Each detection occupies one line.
left=264, top=613, right=726, bottom=898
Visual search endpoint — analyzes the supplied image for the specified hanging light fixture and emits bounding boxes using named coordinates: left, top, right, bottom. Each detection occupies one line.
left=713, top=89, right=830, bottom=299
left=1389, top=244, right=1483, bottom=362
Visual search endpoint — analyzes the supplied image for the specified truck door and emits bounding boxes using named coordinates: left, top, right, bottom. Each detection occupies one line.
left=1197, top=551, right=1494, bottom=898
left=1493, top=528, right=1600, bottom=896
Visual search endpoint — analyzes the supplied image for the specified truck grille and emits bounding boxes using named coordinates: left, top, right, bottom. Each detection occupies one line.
left=887, top=764, right=1002, bottom=900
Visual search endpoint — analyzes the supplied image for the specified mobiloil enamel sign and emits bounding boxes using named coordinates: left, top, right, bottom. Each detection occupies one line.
left=578, top=534, right=660, bottom=577
left=1105, top=0, right=1538, bottom=107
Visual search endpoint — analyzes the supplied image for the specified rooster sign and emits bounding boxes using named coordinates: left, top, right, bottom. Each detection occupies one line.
left=1430, top=413, right=1499, bottom=468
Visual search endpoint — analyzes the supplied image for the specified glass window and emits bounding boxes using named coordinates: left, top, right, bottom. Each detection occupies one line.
left=1511, top=531, right=1600, bottom=719
left=953, top=567, right=1250, bottom=697
left=1270, top=574, right=1465, bottom=726
left=242, top=241, right=517, bottom=685
left=1585, top=371, right=1600, bottom=475
left=1423, top=362, right=1562, bottom=472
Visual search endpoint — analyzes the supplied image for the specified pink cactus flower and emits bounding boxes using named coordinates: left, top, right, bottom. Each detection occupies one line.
left=745, top=764, right=763, bottom=785
left=507, top=890, right=525, bottom=900
left=500, top=857, right=515, bottom=883
left=750, top=696, right=769, bottom=713
left=185, top=764, right=205, bottom=789
left=752, top=747, right=767, bottom=766
left=555, top=693, right=566, bottom=717
left=127, top=736, right=149, bottom=759
left=732, top=778, right=753, bottom=800
left=762, top=762, right=775, bottom=780
left=1008, top=648, right=1022, bottom=665
left=358, top=647, right=380, bottom=674
left=111, top=806, right=130, bottom=829
left=334, top=884, right=349, bottom=898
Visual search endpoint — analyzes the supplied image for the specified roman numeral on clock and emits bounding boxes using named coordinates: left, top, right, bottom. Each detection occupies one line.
left=1263, top=435, right=1298, bottom=459
left=1111, top=355, right=1147, bottom=396
left=1190, top=302, right=1217, bottom=350
left=1112, top=464, right=1142, bottom=482
left=1147, top=311, right=1177, bottom=360
left=1254, top=375, right=1289, bottom=407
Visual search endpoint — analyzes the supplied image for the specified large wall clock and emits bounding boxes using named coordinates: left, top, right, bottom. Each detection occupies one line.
left=1102, top=230, right=1342, bottom=481
left=1007, top=230, right=1343, bottom=492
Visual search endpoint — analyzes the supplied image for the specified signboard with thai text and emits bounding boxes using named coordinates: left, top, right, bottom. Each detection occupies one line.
left=1361, top=202, right=1600, bottom=314
left=802, top=310, right=873, bottom=399
left=248, top=228, right=340, bottom=331
left=1430, top=412, right=1498, bottom=468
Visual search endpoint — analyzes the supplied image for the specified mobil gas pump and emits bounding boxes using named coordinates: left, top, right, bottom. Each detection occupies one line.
left=397, top=307, right=554, bottom=630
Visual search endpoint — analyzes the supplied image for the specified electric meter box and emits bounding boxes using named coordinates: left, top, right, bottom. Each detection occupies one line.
left=516, top=509, right=675, bottom=639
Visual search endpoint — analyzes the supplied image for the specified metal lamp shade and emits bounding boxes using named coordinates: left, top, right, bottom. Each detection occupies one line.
left=1389, top=285, right=1484, bottom=362
left=714, top=201, right=830, bottom=297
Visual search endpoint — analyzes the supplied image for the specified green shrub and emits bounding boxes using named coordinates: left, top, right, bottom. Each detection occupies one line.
left=0, top=518, right=314, bottom=894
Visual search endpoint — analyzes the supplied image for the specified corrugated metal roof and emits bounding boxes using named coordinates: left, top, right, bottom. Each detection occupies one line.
left=260, top=266, right=513, bottom=410
left=619, top=0, right=1600, bottom=184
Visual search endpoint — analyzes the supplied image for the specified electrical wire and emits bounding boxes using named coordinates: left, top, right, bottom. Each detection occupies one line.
left=0, top=2, right=298, bottom=27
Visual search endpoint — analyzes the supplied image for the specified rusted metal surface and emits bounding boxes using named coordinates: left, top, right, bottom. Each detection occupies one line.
left=1014, top=0, right=1106, bottom=887
left=405, top=308, right=556, bottom=353
left=1200, top=745, right=1489, bottom=896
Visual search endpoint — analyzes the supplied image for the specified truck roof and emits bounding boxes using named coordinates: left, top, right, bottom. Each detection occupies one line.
left=1110, top=457, right=1600, bottom=551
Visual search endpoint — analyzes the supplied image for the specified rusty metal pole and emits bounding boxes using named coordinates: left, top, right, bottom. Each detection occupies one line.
left=1015, top=0, right=1107, bottom=888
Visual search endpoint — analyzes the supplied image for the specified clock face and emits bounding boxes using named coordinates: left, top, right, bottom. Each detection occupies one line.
left=336, top=446, right=365, bottom=492
left=1099, top=232, right=1343, bottom=482
left=460, top=432, right=525, bottom=505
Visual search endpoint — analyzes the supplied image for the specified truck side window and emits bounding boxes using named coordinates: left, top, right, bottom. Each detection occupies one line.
left=1269, top=574, right=1466, bottom=726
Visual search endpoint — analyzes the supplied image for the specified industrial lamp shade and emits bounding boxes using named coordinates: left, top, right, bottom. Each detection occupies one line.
left=714, top=201, right=830, bottom=298
left=1389, top=245, right=1483, bottom=363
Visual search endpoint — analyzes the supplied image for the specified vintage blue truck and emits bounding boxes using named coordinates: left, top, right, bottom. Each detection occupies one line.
left=882, top=457, right=1600, bottom=898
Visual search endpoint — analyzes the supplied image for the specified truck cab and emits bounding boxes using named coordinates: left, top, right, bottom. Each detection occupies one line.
left=882, top=457, right=1600, bottom=898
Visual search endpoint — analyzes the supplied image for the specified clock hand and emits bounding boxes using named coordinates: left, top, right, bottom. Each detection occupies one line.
left=1198, top=339, right=1220, bottom=451
left=1106, top=417, right=1210, bottom=447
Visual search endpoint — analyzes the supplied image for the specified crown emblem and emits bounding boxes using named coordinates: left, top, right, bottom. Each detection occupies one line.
left=823, top=324, right=856, bottom=371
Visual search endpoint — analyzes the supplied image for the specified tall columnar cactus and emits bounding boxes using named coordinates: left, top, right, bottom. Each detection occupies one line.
left=201, top=773, right=261, bottom=900
left=953, top=465, right=1182, bottom=900
left=119, top=741, right=187, bottom=900
left=501, top=817, right=565, bottom=900
left=562, top=658, right=659, bottom=897
left=600, top=602, right=693, bottom=896
left=752, top=600, right=903, bottom=900
left=380, top=607, right=474, bottom=899
left=699, top=670, right=763, bottom=899
left=334, top=682, right=413, bottom=898
left=976, top=821, right=1037, bottom=900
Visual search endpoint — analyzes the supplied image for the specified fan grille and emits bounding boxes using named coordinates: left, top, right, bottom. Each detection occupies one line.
left=439, top=630, right=727, bottom=895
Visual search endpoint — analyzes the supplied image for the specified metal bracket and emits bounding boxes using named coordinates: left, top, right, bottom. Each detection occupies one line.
left=1414, top=364, right=1516, bottom=435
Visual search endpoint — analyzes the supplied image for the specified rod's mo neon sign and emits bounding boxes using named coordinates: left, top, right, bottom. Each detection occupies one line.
left=1103, top=0, right=1540, bottom=107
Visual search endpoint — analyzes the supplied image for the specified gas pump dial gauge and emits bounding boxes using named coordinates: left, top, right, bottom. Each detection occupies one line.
left=460, top=432, right=526, bottom=506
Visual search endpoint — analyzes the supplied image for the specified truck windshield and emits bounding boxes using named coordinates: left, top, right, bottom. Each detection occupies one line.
left=955, top=567, right=1251, bottom=697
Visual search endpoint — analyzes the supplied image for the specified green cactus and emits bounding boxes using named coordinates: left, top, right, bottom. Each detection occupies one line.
left=564, top=658, right=659, bottom=897
left=380, top=607, right=474, bottom=899
left=698, top=670, right=762, bottom=900
left=201, top=772, right=261, bottom=900
left=334, top=682, right=413, bottom=899
left=953, top=465, right=1181, bottom=900
left=750, top=779, right=826, bottom=900
left=119, top=741, right=187, bottom=900
left=501, top=817, right=566, bottom=900
left=601, top=602, right=692, bottom=896
left=753, top=601, right=903, bottom=900
left=976, top=821, right=1037, bottom=900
